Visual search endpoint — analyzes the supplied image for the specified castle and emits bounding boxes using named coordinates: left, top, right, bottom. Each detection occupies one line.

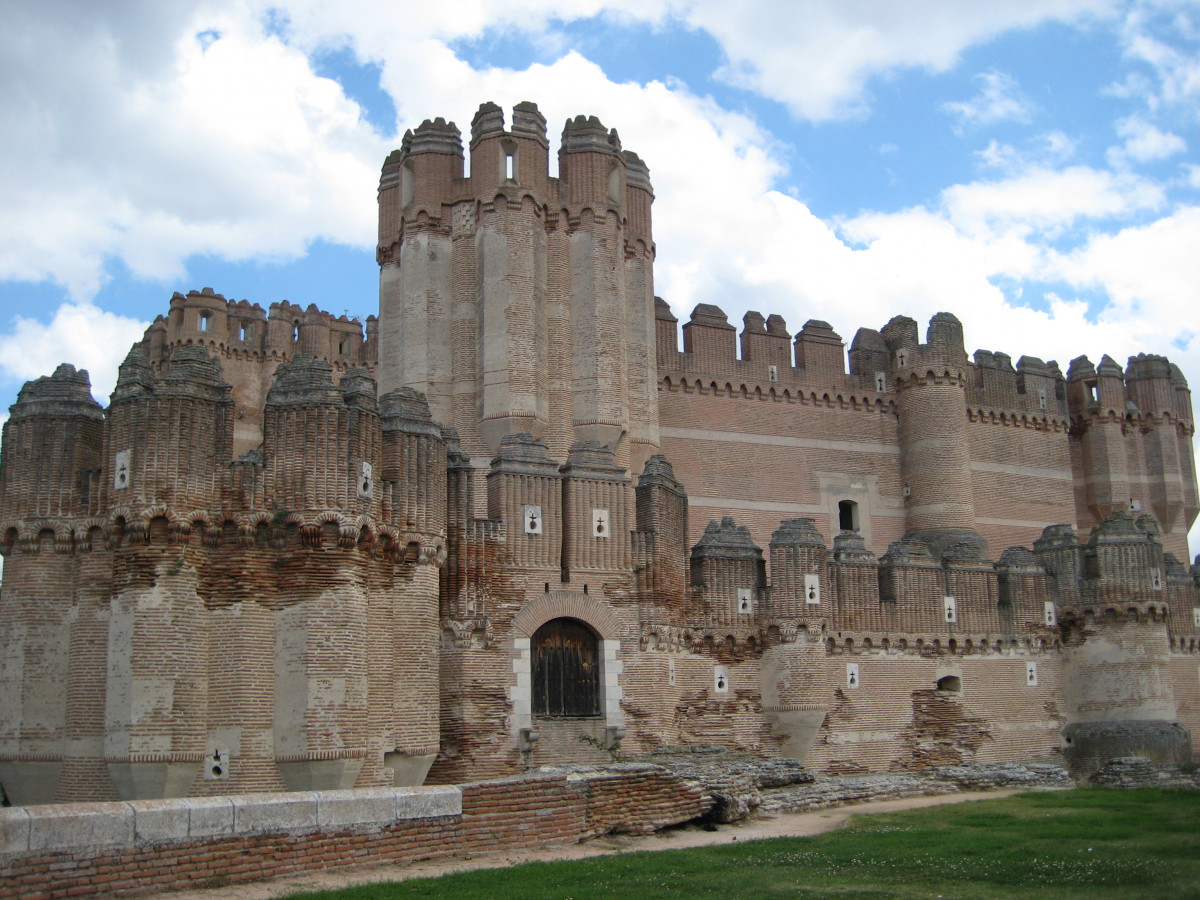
left=1, top=101, right=1197, bottom=806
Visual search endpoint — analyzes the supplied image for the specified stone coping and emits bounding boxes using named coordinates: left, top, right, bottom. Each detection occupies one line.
left=0, top=786, right=462, bottom=854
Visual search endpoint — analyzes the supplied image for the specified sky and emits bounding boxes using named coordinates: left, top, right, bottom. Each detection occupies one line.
left=1, top=0, right=1199, bottom=555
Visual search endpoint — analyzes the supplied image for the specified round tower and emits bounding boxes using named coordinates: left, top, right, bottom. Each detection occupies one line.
left=559, top=114, right=631, bottom=460
left=889, top=313, right=983, bottom=556
left=0, top=365, right=104, bottom=805
left=470, top=102, right=552, bottom=451
left=377, top=116, right=464, bottom=415
left=1059, top=512, right=1191, bottom=775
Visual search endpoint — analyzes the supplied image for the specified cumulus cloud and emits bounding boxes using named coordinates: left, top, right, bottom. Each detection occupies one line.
left=944, top=70, right=1033, bottom=131
left=1108, top=113, right=1187, bottom=166
left=0, top=301, right=148, bottom=404
left=0, top=1, right=387, bottom=300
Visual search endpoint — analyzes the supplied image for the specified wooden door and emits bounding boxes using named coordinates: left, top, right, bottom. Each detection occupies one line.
left=532, top=618, right=599, bottom=717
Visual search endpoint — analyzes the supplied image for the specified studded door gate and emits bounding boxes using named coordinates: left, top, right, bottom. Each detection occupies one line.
left=532, top=618, right=600, bottom=717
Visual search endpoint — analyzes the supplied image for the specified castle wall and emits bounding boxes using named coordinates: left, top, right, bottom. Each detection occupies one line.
left=656, top=377, right=905, bottom=560
left=804, top=653, right=1065, bottom=774
left=3, top=100, right=1200, bottom=807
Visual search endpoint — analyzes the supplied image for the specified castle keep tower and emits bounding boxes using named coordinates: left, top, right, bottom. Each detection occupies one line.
left=376, top=102, right=658, bottom=474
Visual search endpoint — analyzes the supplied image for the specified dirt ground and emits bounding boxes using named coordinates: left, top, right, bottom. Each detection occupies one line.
left=137, top=790, right=1017, bottom=899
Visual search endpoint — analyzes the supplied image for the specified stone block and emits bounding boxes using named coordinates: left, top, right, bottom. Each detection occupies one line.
left=316, top=788, right=400, bottom=827
left=0, top=806, right=31, bottom=853
left=394, top=786, right=462, bottom=819
left=27, top=802, right=134, bottom=851
left=129, top=798, right=189, bottom=842
left=187, top=796, right=235, bottom=837
left=231, top=792, right=318, bottom=833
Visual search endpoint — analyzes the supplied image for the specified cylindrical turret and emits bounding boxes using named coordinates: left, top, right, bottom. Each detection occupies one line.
left=473, top=102, right=551, bottom=450
left=377, top=117, right=463, bottom=410
left=894, top=313, right=980, bottom=555
left=560, top=114, right=630, bottom=457
left=1068, top=354, right=1131, bottom=529
left=690, top=516, right=766, bottom=626
left=768, top=518, right=827, bottom=620
left=0, top=364, right=104, bottom=520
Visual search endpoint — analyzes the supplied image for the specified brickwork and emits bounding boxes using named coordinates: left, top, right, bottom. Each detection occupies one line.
left=0, top=770, right=708, bottom=899
left=2, top=99, right=1199, bottom=813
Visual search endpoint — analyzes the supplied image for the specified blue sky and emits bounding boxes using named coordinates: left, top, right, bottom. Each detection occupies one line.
left=2, top=0, right=1199, bottom=552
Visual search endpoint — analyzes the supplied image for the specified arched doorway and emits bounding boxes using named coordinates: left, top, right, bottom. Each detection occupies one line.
left=532, top=618, right=600, bottom=718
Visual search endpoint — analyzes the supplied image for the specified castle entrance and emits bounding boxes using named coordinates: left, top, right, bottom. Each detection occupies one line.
left=532, top=618, right=600, bottom=717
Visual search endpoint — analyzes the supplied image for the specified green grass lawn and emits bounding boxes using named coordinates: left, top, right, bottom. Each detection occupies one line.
left=286, top=788, right=1200, bottom=900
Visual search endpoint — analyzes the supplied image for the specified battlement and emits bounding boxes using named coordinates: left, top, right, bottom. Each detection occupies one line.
left=144, top=287, right=374, bottom=372
left=655, top=301, right=1193, bottom=426
left=378, top=101, right=653, bottom=254
left=1066, top=352, right=1192, bottom=423
left=676, top=511, right=1197, bottom=646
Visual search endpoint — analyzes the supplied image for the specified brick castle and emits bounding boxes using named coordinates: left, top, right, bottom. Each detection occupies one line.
left=1, top=101, right=1197, bottom=805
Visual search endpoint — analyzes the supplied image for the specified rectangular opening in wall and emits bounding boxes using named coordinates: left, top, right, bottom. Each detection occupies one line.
left=838, top=500, right=859, bottom=533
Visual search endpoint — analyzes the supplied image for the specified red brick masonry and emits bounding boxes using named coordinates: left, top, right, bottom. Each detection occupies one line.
left=0, top=766, right=710, bottom=899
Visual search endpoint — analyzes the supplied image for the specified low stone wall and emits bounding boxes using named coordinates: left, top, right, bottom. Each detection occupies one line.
left=0, top=766, right=711, bottom=899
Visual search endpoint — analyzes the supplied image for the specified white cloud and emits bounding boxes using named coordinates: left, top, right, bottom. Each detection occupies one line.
left=679, top=0, right=1116, bottom=120
left=943, top=70, right=1032, bottom=130
left=0, top=302, right=148, bottom=404
left=1117, top=3, right=1200, bottom=108
left=1108, top=113, right=1187, bottom=166
left=942, top=166, right=1165, bottom=238
left=0, top=2, right=387, bottom=300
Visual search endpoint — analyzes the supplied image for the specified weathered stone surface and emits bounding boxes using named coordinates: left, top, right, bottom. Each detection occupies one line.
left=26, top=802, right=134, bottom=851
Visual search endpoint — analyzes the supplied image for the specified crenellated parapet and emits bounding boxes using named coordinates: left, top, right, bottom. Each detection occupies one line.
left=377, top=101, right=658, bottom=472
left=1066, top=353, right=1197, bottom=554
left=138, top=288, right=375, bottom=456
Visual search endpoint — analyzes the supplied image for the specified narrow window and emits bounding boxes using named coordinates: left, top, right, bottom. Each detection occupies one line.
left=838, top=500, right=859, bottom=532
left=768, top=364, right=778, bottom=383
left=199, top=312, right=211, bottom=333
left=401, top=159, right=415, bottom=207
left=607, top=161, right=621, bottom=204
left=292, top=324, right=300, bottom=342
left=500, top=139, right=518, bottom=184
left=239, top=323, right=248, bottom=341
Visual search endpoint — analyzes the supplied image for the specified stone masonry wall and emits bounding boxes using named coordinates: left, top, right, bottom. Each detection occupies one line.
left=0, top=768, right=710, bottom=899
